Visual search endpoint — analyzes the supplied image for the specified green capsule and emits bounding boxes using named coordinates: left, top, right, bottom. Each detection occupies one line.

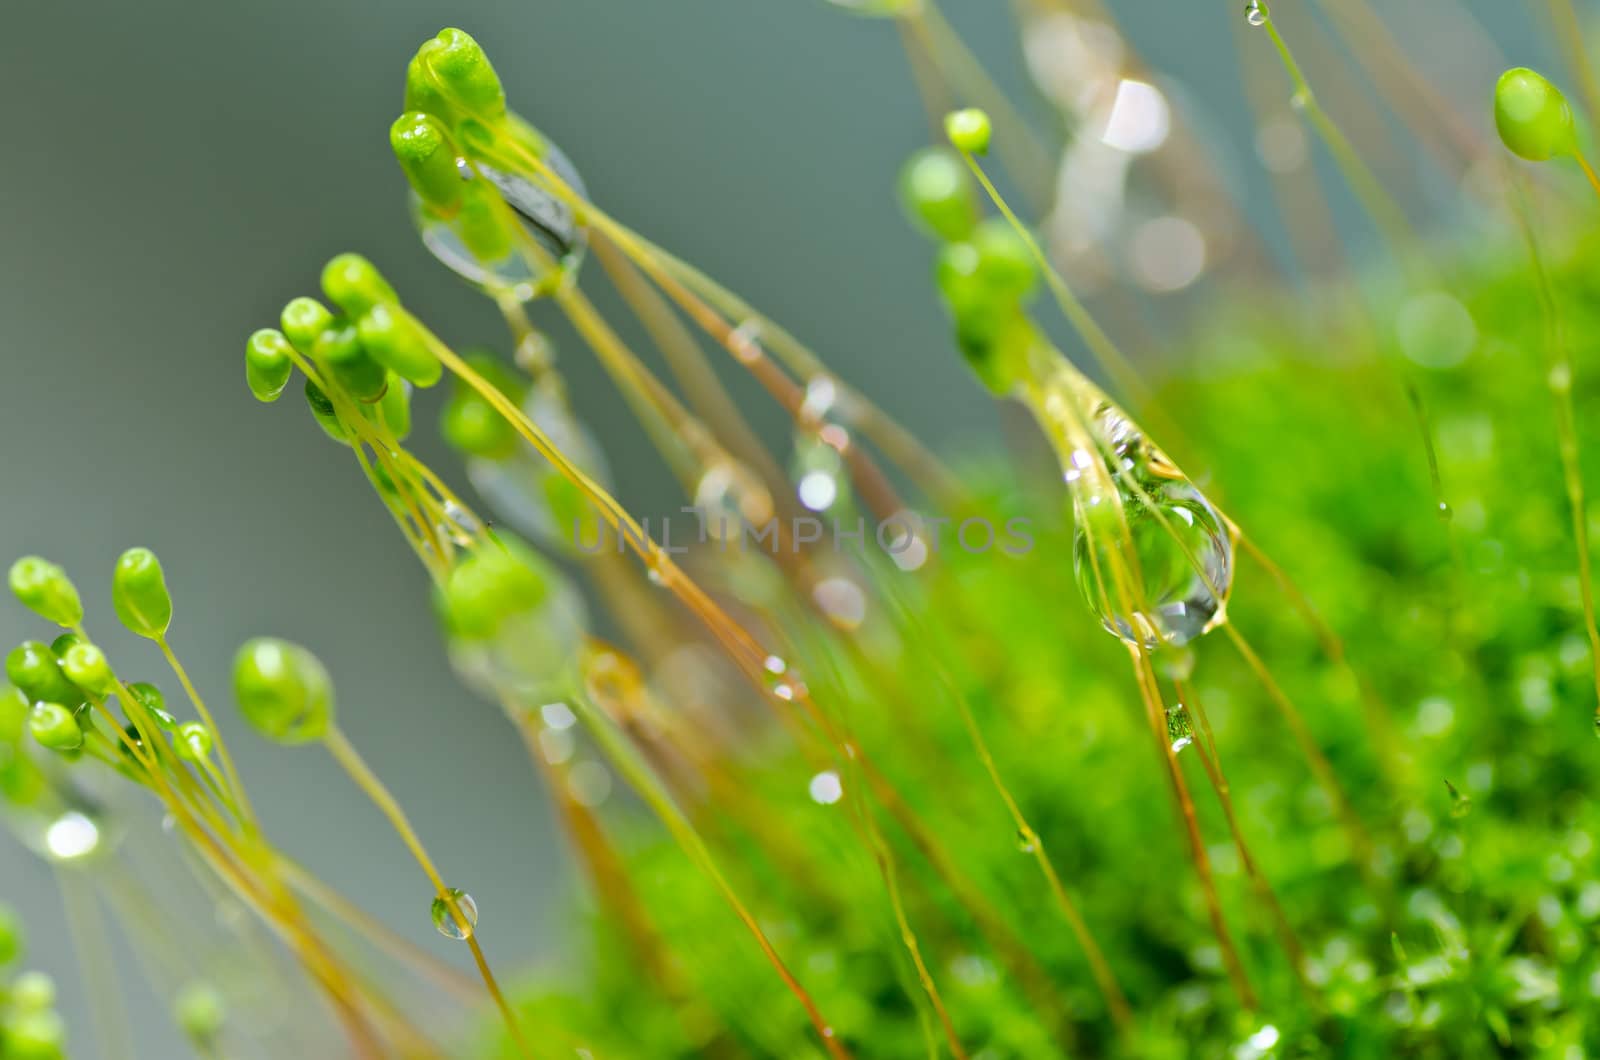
left=374, top=371, right=413, bottom=441
left=415, top=28, right=506, bottom=121
left=357, top=304, right=443, bottom=387
left=0, top=902, right=21, bottom=966
left=392, top=111, right=465, bottom=213
left=8, top=558, right=82, bottom=628
left=126, top=681, right=167, bottom=718
left=174, top=982, right=226, bottom=1044
left=972, top=218, right=1038, bottom=301
left=313, top=322, right=389, bottom=403
left=5, top=643, right=80, bottom=707
left=899, top=148, right=977, bottom=242
left=439, top=354, right=526, bottom=459
left=948, top=290, right=1032, bottom=398
left=59, top=643, right=113, bottom=698
left=279, top=297, right=337, bottom=354
left=1494, top=67, right=1577, bottom=162
left=5, top=1010, right=66, bottom=1060
left=28, top=702, right=82, bottom=752
left=437, top=536, right=554, bottom=641
left=453, top=180, right=517, bottom=265
left=0, top=685, right=26, bottom=744
left=321, top=253, right=399, bottom=318
left=304, top=379, right=351, bottom=445
left=944, top=108, right=993, bottom=155
left=244, top=328, right=296, bottom=403
left=12, top=971, right=56, bottom=1011
left=112, top=547, right=173, bottom=639
left=232, top=638, right=335, bottom=744
left=173, top=721, right=213, bottom=762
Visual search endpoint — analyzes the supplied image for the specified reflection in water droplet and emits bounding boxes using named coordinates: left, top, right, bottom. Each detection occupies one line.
left=431, top=888, right=480, bottom=940
left=1069, top=402, right=1233, bottom=649
left=1245, top=1, right=1268, bottom=28
left=1167, top=705, right=1195, bottom=753
left=438, top=500, right=482, bottom=547
left=1016, top=828, right=1037, bottom=853
left=809, top=770, right=844, bottom=805
left=45, top=811, right=101, bottom=862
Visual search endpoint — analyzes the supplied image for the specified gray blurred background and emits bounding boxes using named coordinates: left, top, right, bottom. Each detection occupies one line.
left=0, top=0, right=1572, bottom=1054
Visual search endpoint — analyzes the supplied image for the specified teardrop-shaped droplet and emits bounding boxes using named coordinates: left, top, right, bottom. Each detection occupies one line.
left=467, top=387, right=610, bottom=554
left=695, top=463, right=774, bottom=542
left=1244, top=0, right=1268, bottom=27
left=431, top=888, right=479, bottom=940
left=1016, top=828, right=1037, bottom=853
left=1444, top=779, right=1472, bottom=819
left=1069, top=402, right=1233, bottom=649
left=411, top=140, right=588, bottom=301
left=1166, top=704, right=1194, bottom=754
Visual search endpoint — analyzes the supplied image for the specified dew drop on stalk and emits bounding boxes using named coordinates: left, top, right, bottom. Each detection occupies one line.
left=694, top=462, right=773, bottom=543
left=1444, top=780, right=1472, bottom=819
left=431, top=887, right=479, bottom=940
left=1069, top=402, right=1233, bottom=649
left=1016, top=828, right=1037, bottom=853
left=43, top=810, right=102, bottom=863
left=1166, top=704, right=1194, bottom=754
left=1244, top=0, right=1268, bottom=27
left=808, top=770, right=843, bottom=805
left=438, top=500, right=483, bottom=546
left=411, top=139, right=589, bottom=300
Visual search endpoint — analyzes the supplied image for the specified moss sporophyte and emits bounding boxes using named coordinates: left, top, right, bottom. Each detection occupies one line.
left=5, top=11, right=1600, bottom=1059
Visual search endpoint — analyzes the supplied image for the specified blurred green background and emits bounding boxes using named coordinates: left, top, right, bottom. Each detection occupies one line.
left=0, top=0, right=1570, bottom=1053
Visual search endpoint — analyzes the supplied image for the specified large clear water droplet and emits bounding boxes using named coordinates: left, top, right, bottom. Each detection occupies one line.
left=431, top=888, right=479, bottom=940
left=411, top=139, right=589, bottom=302
left=466, top=387, right=610, bottom=555
left=1244, top=0, right=1268, bottom=27
left=1069, top=402, right=1233, bottom=649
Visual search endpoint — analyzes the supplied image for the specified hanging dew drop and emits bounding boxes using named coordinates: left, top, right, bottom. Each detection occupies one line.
left=431, top=888, right=479, bottom=940
left=1069, top=402, right=1233, bottom=649
left=1244, top=0, right=1268, bottom=27
left=1167, top=705, right=1195, bottom=754
left=1444, top=780, right=1472, bottom=819
left=1016, top=828, right=1037, bottom=853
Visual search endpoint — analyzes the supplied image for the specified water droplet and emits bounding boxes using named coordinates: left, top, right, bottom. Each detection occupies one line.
left=1444, top=779, right=1472, bottom=819
left=1016, top=828, right=1037, bottom=853
left=44, top=811, right=101, bottom=862
left=568, top=760, right=612, bottom=807
left=1167, top=704, right=1195, bottom=753
left=694, top=463, right=773, bottom=542
left=1069, top=401, right=1234, bottom=649
left=438, top=500, right=482, bottom=547
left=763, top=655, right=788, bottom=676
left=812, top=576, right=868, bottom=632
left=412, top=141, right=589, bottom=301
left=1244, top=0, right=1268, bottom=27
left=809, top=770, right=844, bottom=805
left=431, top=888, right=479, bottom=940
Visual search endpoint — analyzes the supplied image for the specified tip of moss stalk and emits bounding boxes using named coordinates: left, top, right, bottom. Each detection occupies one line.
left=944, top=108, right=992, bottom=156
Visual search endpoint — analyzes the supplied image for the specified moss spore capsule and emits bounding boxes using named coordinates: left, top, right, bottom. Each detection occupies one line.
left=8, top=558, right=82, bottom=628
left=313, top=322, right=389, bottom=404
left=944, top=108, right=993, bottom=155
left=245, top=328, right=296, bottom=403
left=280, top=297, right=337, bottom=354
left=321, top=253, right=399, bottom=318
left=5, top=642, right=80, bottom=708
left=358, top=303, right=443, bottom=387
left=391, top=111, right=465, bottom=213
left=1495, top=67, right=1578, bottom=162
left=28, top=702, right=82, bottom=753
left=415, top=28, right=506, bottom=121
left=59, top=643, right=113, bottom=698
left=112, top=547, right=173, bottom=639
left=899, top=148, right=977, bottom=241
left=232, top=638, right=335, bottom=744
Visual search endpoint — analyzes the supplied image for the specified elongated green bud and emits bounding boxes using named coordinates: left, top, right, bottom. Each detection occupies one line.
left=112, top=547, right=173, bottom=639
left=392, top=111, right=464, bottom=213
left=437, top=537, right=553, bottom=641
left=304, top=380, right=351, bottom=445
left=59, top=643, right=113, bottom=698
left=1494, top=67, right=1577, bottom=162
left=28, top=702, right=81, bottom=752
left=415, top=28, right=506, bottom=120
left=245, top=328, right=296, bottom=403
left=375, top=372, right=413, bottom=440
left=944, top=108, right=992, bottom=155
left=5, top=643, right=79, bottom=707
left=174, top=721, right=213, bottom=761
left=0, top=902, right=21, bottom=966
left=358, top=304, right=443, bottom=387
left=232, top=638, right=335, bottom=744
left=280, top=297, right=337, bottom=354
left=321, top=253, right=398, bottom=318
left=899, top=148, right=976, bottom=241
left=0, top=684, right=26, bottom=744
left=8, top=558, right=82, bottom=627
left=313, top=323, right=388, bottom=403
